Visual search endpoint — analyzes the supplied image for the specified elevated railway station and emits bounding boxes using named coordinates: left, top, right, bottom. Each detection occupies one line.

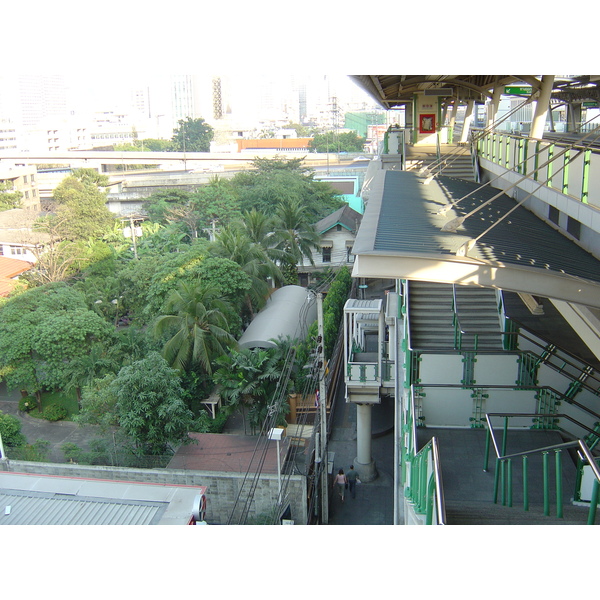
left=335, top=75, right=600, bottom=525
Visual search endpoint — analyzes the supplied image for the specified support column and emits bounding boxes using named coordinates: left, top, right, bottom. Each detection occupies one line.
left=355, top=403, right=377, bottom=482
left=460, top=99, right=475, bottom=143
left=449, top=101, right=459, bottom=142
left=488, top=85, right=503, bottom=128
left=530, top=75, right=555, bottom=140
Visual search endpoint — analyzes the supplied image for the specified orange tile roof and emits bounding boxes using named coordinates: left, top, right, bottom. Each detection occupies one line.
left=235, top=138, right=312, bottom=151
left=0, top=256, right=32, bottom=296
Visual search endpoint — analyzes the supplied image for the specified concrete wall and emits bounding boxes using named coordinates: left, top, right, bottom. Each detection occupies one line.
left=0, top=460, right=308, bottom=525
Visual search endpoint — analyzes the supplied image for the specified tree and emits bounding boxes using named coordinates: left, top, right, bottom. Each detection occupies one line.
left=0, top=410, right=26, bottom=448
left=51, top=172, right=115, bottom=241
left=211, top=226, right=283, bottom=319
left=271, top=198, right=321, bottom=285
left=191, top=176, right=241, bottom=232
left=153, top=280, right=237, bottom=375
left=171, top=117, right=214, bottom=152
left=0, top=181, right=23, bottom=211
left=0, top=284, right=112, bottom=410
left=213, top=346, right=291, bottom=435
left=309, top=130, right=366, bottom=153
left=230, top=157, right=344, bottom=220
left=111, top=352, right=193, bottom=455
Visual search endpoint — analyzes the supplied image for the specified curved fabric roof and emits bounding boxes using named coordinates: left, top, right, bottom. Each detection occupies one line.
left=238, top=285, right=317, bottom=349
left=350, top=75, right=600, bottom=110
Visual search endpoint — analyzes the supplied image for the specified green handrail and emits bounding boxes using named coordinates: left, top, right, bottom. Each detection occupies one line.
left=486, top=412, right=600, bottom=524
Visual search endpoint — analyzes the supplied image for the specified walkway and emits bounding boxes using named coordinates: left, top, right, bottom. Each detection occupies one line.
left=326, top=386, right=397, bottom=525
left=0, top=383, right=106, bottom=463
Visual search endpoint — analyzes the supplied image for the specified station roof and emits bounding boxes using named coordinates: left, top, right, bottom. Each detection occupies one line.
left=349, top=75, right=600, bottom=110
left=351, top=170, right=600, bottom=309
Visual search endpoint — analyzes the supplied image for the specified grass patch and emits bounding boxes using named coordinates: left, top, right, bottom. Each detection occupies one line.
left=28, top=390, right=79, bottom=421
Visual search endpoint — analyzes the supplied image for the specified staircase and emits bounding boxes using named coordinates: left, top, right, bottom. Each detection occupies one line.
left=408, top=281, right=455, bottom=349
left=454, top=286, right=504, bottom=351
left=445, top=500, right=593, bottom=525
left=408, top=282, right=504, bottom=351
left=437, top=151, right=476, bottom=181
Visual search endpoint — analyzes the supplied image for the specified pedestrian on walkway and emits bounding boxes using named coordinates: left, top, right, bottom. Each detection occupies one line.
left=333, top=468, right=348, bottom=502
left=346, top=465, right=361, bottom=499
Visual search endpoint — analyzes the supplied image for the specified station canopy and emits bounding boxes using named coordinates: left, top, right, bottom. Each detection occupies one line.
left=349, top=75, right=600, bottom=110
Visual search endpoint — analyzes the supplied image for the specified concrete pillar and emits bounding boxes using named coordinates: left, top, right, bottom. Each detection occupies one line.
left=355, top=403, right=377, bottom=482
left=460, top=99, right=475, bottom=143
left=488, top=85, right=503, bottom=127
left=568, top=102, right=582, bottom=132
left=449, top=101, right=459, bottom=142
left=530, top=75, right=555, bottom=140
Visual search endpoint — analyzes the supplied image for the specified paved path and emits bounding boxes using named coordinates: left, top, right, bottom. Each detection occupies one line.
left=0, top=383, right=108, bottom=463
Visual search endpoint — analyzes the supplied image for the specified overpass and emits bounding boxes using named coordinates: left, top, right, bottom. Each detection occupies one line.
left=0, top=150, right=343, bottom=172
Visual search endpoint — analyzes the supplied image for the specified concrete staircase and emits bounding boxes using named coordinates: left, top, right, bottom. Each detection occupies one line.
left=437, top=151, right=476, bottom=181
left=445, top=500, right=593, bottom=525
left=454, top=286, right=504, bottom=351
left=408, top=282, right=503, bottom=351
left=408, top=281, right=455, bottom=349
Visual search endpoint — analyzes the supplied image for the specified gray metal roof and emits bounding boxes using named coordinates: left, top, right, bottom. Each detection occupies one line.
left=352, top=170, right=600, bottom=308
left=238, top=285, right=317, bottom=349
left=1, top=488, right=166, bottom=525
left=315, top=205, right=362, bottom=235
left=0, top=472, right=205, bottom=525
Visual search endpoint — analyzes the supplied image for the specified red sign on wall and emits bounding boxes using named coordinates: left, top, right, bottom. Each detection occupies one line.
left=419, top=114, right=436, bottom=134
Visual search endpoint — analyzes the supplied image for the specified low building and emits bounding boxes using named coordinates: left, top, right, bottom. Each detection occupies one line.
left=298, top=205, right=363, bottom=287
left=0, top=208, right=50, bottom=264
left=0, top=256, right=33, bottom=296
left=0, top=165, right=41, bottom=211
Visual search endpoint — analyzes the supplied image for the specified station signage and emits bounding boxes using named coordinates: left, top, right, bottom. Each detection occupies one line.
left=504, top=86, right=532, bottom=95
left=583, top=101, right=599, bottom=107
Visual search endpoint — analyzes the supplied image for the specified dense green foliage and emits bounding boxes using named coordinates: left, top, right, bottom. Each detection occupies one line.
left=0, top=157, right=354, bottom=458
left=309, top=131, right=366, bottom=153
left=0, top=181, right=23, bottom=211
left=171, top=117, right=214, bottom=152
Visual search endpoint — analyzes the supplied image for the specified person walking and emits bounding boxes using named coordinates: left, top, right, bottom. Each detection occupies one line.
left=346, top=465, right=361, bottom=499
left=333, top=468, right=348, bottom=502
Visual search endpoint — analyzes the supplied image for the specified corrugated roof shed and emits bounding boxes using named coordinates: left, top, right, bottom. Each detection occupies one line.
left=0, top=472, right=205, bottom=525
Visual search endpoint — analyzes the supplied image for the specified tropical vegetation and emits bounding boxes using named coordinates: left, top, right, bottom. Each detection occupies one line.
left=0, top=156, right=352, bottom=464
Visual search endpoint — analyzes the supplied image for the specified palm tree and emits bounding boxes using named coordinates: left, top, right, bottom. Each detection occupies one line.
left=153, top=280, right=236, bottom=375
left=211, top=225, right=283, bottom=318
left=272, top=198, right=321, bottom=285
left=63, top=341, right=119, bottom=409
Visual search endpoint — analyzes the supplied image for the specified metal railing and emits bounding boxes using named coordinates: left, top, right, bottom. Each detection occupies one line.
left=484, top=412, right=600, bottom=524
left=403, top=384, right=447, bottom=524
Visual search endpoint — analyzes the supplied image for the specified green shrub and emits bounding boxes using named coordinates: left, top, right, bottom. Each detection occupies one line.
left=18, top=395, right=37, bottom=412
left=42, top=404, right=68, bottom=422
left=0, top=410, right=26, bottom=448
left=61, top=442, right=83, bottom=462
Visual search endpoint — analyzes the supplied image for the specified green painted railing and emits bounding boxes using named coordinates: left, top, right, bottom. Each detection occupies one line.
left=484, top=412, right=600, bottom=524
left=405, top=436, right=446, bottom=525
left=476, top=130, right=600, bottom=210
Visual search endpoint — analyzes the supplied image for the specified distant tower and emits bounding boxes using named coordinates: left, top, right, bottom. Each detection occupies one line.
left=212, top=77, right=223, bottom=120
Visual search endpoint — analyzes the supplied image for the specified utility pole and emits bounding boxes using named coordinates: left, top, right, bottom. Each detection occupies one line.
left=317, top=293, right=329, bottom=524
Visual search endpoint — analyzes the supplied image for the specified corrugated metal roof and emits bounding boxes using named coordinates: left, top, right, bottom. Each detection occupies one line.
left=1, top=489, right=166, bottom=525
left=355, top=170, right=600, bottom=284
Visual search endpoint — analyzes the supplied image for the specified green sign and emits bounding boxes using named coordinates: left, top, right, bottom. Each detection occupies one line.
left=583, top=101, right=598, bottom=107
left=504, top=86, right=532, bottom=95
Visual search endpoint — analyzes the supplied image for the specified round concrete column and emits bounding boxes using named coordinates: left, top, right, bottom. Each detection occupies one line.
left=530, top=75, right=555, bottom=140
left=354, top=403, right=377, bottom=482
left=459, top=100, right=474, bottom=143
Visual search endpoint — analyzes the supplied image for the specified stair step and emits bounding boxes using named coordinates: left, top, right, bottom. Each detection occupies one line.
left=445, top=500, right=593, bottom=525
